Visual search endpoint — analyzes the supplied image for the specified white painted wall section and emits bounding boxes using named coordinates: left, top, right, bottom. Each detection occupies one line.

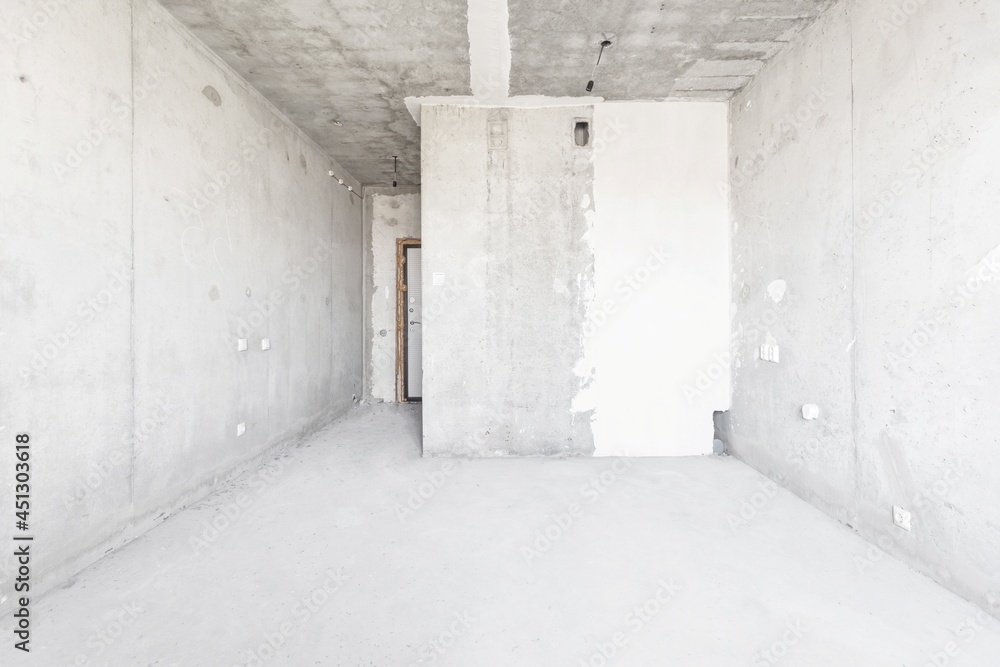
left=591, top=102, right=730, bottom=456
left=466, top=0, right=511, bottom=100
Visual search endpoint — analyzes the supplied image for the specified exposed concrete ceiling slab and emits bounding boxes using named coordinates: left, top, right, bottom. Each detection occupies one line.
left=160, top=0, right=835, bottom=185
left=159, top=0, right=472, bottom=185
left=507, top=0, right=834, bottom=99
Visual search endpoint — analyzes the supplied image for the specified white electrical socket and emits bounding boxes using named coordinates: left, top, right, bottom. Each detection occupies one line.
left=759, top=344, right=780, bottom=363
left=236, top=422, right=246, bottom=437
left=261, top=338, right=271, bottom=351
left=892, top=505, right=912, bottom=531
left=237, top=338, right=248, bottom=352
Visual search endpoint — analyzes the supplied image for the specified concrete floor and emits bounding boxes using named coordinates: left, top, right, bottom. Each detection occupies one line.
left=23, top=405, right=1000, bottom=666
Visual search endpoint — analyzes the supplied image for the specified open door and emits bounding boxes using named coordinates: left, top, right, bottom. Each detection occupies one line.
left=396, top=239, right=421, bottom=402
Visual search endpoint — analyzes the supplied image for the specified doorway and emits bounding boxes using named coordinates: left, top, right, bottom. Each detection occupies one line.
left=396, top=239, right=421, bottom=402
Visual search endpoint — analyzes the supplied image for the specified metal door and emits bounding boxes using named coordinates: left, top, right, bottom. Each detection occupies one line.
left=404, top=246, right=422, bottom=400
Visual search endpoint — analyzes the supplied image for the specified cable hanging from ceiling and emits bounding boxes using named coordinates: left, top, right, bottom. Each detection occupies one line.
left=586, top=39, right=613, bottom=92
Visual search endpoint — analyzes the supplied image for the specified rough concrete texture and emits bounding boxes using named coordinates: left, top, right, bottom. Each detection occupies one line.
left=421, top=103, right=730, bottom=457
left=0, top=0, right=362, bottom=615
left=508, top=0, right=834, bottom=100
left=20, top=406, right=1000, bottom=665
left=362, top=187, right=421, bottom=402
left=156, top=0, right=838, bottom=185
left=727, top=0, right=1000, bottom=617
left=421, top=105, right=595, bottom=456
left=158, top=0, right=472, bottom=186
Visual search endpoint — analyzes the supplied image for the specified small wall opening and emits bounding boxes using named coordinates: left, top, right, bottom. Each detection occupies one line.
left=574, top=120, right=590, bottom=147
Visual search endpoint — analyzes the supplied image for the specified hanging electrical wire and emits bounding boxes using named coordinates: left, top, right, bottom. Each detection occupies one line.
left=586, top=39, right=613, bottom=93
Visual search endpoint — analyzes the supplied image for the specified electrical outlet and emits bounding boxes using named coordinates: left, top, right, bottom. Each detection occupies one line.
left=236, top=422, right=246, bottom=437
left=237, top=338, right=248, bottom=352
left=759, top=344, right=780, bottom=363
left=261, top=338, right=271, bottom=351
left=892, top=505, right=912, bottom=531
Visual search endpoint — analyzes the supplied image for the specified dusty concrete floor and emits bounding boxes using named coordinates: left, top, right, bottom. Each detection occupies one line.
left=19, top=405, right=1000, bottom=665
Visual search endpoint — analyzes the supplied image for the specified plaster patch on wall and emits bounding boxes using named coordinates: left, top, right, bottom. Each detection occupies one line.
left=466, top=0, right=511, bottom=101
left=572, top=207, right=599, bottom=419
left=767, top=279, right=787, bottom=302
left=590, top=103, right=729, bottom=456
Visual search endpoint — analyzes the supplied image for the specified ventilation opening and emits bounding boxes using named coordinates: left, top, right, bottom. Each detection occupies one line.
left=713, top=410, right=730, bottom=455
left=574, top=120, right=590, bottom=147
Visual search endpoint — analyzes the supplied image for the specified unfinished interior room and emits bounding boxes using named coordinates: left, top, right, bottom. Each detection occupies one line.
left=3, top=0, right=999, bottom=664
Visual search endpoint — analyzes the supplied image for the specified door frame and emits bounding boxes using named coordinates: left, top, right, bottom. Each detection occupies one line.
left=396, top=238, right=421, bottom=403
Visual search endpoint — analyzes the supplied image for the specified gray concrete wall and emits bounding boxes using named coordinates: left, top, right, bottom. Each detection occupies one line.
left=421, top=103, right=731, bottom=457
left=421, top=105, right=596, bottom=456
left=1, top=0, right=362, bottom=613
left=727, top=0, right=1000, bottom=614
left=362, top=186, right=421, bottom=402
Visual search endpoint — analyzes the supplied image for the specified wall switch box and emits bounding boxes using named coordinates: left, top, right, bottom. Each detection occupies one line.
left=893, top=505, right=912, bottom=531
left=433, top=272, right=445, bottom=286
left=760, top=344, right=780, bottom=363
left=261, top=338, right=271, bottom=351
left=236, top=422, right=246, bottom=437
left=237, top=338, right=248, bottom=352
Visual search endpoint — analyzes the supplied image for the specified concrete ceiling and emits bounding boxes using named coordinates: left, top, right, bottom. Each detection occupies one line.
left=508, top=0, right=835, bottom=99
left=160, top=0, right=834, bottom=185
